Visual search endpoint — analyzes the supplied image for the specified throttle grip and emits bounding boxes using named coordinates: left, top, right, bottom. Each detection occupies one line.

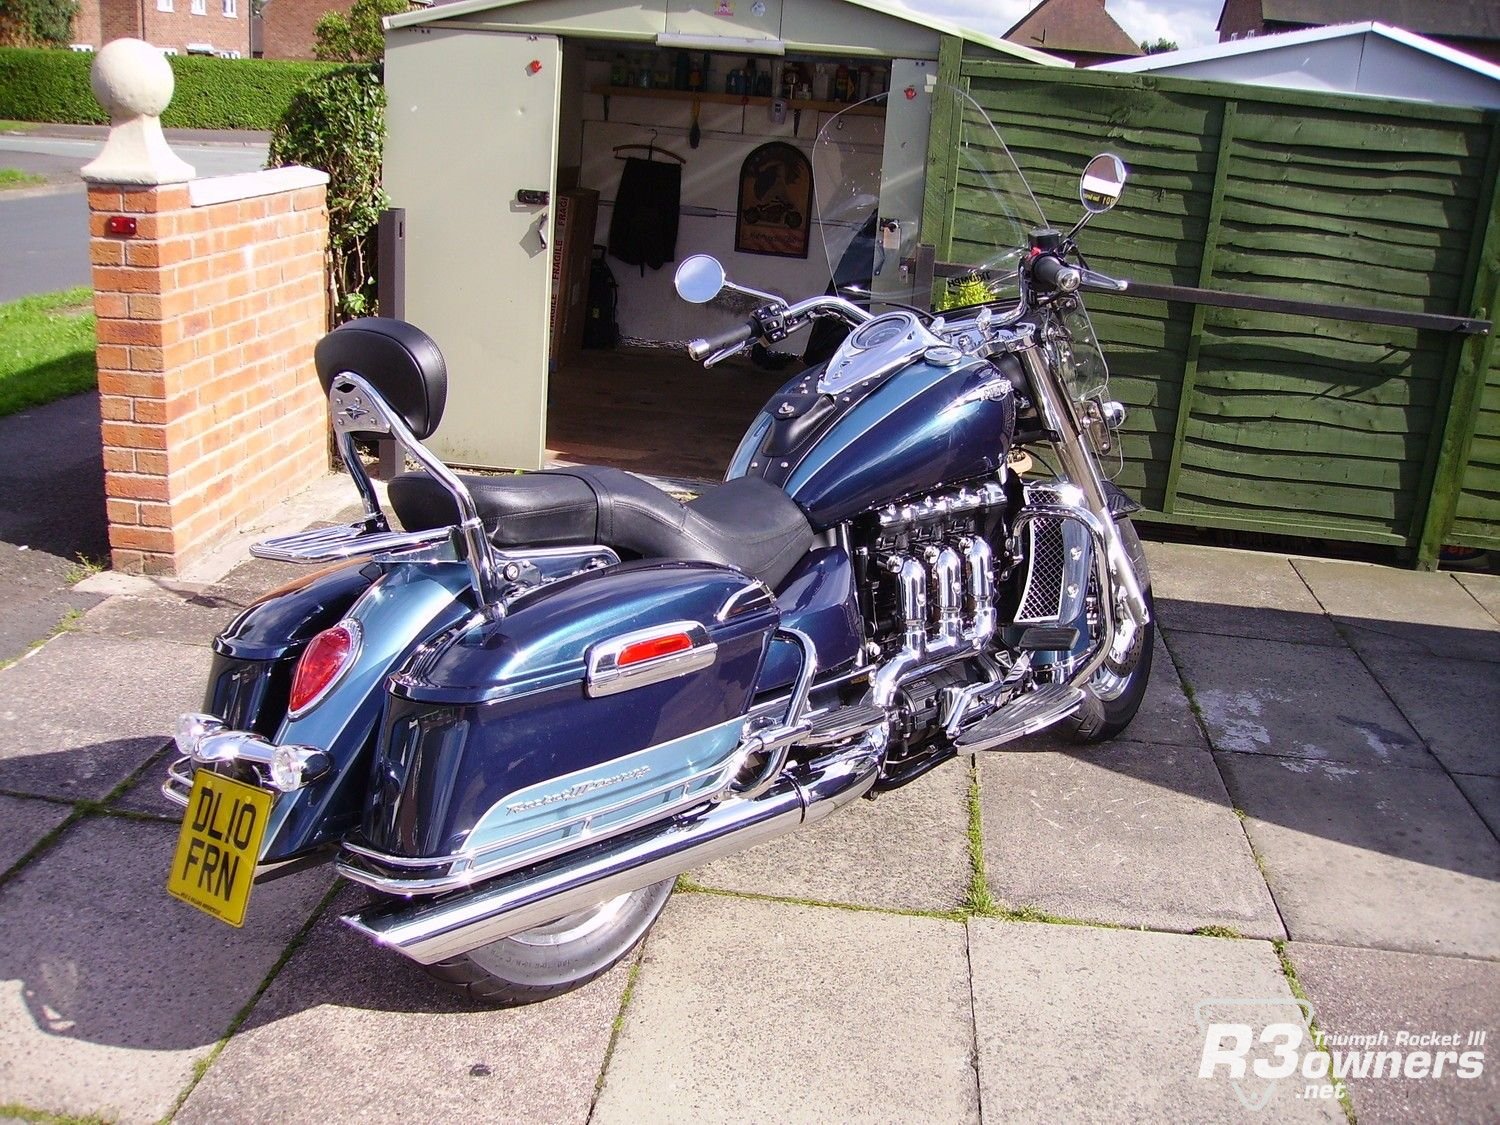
left=1031, top=254, right=1081, bottom=294
left=687, top=320, right=757, bottom=361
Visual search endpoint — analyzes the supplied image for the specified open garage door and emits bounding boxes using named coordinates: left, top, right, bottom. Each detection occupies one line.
left=384, top=27, right=561, bottom=468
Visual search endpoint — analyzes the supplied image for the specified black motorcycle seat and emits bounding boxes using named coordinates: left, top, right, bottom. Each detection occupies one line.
left=388, top=467, right=814, bottom=590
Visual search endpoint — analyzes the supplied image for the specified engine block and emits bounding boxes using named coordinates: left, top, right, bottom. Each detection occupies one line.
left=857, top=481, right=1009, bottom=660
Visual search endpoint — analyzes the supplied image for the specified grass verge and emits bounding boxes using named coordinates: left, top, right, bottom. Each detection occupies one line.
left=0, top=288, right=97, bottom=419
left=0, top=168, right=45, bottom=189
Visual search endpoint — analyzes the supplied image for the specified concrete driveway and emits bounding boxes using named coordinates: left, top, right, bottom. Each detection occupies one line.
left=0, top=478, right=1495, bottom=1123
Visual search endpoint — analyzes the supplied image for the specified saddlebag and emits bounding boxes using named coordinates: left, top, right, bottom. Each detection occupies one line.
left=340, top=560, right=780, bottom=893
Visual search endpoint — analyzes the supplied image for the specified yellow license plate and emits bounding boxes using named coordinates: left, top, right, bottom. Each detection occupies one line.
left=167, top=770, right=273, bottom=927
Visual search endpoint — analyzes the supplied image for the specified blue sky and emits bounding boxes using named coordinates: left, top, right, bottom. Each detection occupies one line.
left=895, top=0, right=1225, bottom=50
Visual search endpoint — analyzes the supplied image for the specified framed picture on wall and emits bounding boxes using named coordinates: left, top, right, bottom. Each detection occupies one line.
left=735, top=142, right=813, bottom=259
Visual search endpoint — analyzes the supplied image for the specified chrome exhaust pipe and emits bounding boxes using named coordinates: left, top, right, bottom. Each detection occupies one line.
left=341, top=735, right=884, bottom=965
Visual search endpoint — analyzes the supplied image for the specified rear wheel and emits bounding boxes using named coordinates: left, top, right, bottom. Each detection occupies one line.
left=424, top=878, right=676, bottom=1005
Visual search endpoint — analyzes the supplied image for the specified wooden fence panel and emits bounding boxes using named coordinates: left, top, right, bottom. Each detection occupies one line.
left=949, top=62, right=1500, bottom=560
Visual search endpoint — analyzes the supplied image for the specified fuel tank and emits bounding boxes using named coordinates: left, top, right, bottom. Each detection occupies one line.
left=726, top=348, right=1017, bottom=530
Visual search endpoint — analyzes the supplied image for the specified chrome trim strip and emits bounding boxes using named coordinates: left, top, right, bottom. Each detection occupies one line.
left=585, top=621, right=716, bottom=698
left=715, top=582, right=774, bottom=622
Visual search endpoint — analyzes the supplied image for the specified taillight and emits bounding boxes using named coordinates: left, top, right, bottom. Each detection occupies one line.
left=616, top=632, right=694, bottom=666
left=289, top=621, right=361, bottom=716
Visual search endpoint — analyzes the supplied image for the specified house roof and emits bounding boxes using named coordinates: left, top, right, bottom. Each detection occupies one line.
left=386, top=0, right=1071, bottom=66
left=1100, top=20, right=1500, bottom=83
left=1004, top=0, right=1143, bottom=59
left=1254, top=1, right=1500, bottom=42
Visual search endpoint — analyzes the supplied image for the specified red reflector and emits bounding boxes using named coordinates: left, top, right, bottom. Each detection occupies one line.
left=106, top=215, right=136, bottom=236
left=289, top=623, right=358, bottom=714
left=616, top=632, right=694, bottom=667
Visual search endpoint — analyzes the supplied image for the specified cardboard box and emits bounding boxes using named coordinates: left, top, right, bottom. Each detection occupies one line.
left=549, top=187, right=600, bottom=364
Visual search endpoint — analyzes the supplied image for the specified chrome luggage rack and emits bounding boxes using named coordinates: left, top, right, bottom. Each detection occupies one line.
left=251, top=371, right=521, bottom=613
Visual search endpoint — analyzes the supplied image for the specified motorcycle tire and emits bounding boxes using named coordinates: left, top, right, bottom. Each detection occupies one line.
left=423, top=878, right=676, bottom=1006
left=1066, top=518, right=1155, bottom=745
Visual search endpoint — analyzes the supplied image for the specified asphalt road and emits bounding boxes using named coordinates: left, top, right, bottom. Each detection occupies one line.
left=0, top=133, right=270, bottom=303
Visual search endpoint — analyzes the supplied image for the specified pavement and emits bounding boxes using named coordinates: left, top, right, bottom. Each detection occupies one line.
left=1, top=414, right=1498, bottom=1122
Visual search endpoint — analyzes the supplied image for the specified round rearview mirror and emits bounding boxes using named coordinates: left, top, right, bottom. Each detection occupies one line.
left=1079, top=153, right=1127, bottom=214
left=674, top=255, right=726, bottom=304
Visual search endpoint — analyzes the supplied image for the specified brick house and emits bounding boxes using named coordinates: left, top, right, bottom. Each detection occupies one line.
left=255, top=0, right=432, bottom=60
left=255, top=0, right=351, bottom=60
left=1004, top=0, right=1143, bottom=67
left=1217, top=0, right=1500, bottom=65
left=71, top=0, right=253, bottom=57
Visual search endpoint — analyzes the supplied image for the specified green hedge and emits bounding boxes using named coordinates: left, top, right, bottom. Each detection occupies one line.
left=0, top=47, right=342, bottom=129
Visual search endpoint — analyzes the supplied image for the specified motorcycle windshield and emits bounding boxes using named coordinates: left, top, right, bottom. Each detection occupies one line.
left=812, top=83, right=1047, bottom=316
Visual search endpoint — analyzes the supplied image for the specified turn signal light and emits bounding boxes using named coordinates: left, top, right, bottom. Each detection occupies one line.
left=289, top=621, right=361, bottom=715
left=616, top=632, right=694, bottom=667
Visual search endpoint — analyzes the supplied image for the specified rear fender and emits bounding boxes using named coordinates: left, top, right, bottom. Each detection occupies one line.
left=203, top=562, right=380, bottom=737
left=257, top=562, right=476, bottom=865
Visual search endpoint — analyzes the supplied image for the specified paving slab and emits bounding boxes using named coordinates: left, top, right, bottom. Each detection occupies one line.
left=0, top=542, right=103, bottom=665
left=1356, top=649, right=1500, bottom=776
left=177, top=884, right=628, bottom=1124
left=1168, top=631, right=1433, bottom=768
left=0, top=795, right=71, bottom=877
left=1287, top=941, right=1500, bottom=1125
left=213, top=554, right=310, bottom=599
left=107, top=751, right=182, bottom=819
left=968, top=920, right=1342, bottom=1122
left=1453, top=773, right=1500, bottom=840
left=1218, top=754, right=1500, bottom=958
left=978, top=742, right=1282, bottom=937
left=0, top=816, right=332, bottom=1123
left=1293, top=559, right=1500, bottom=664
left=692, top=754, right=970, bottom=912
left=77, top=587, right=253, bottom=648
left=1145, top=542, right=1341, bottom=646
left=0, top=633, right=213, bottom=801
left=1454, top=571, right=1500, bottom=626
left=593, top=894, right=976, bottom=1123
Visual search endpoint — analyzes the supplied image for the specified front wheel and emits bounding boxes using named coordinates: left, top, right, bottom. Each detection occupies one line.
left=1066, top=518, right=1154, bottom=744
left=423, top=877, right=676, bottom=1005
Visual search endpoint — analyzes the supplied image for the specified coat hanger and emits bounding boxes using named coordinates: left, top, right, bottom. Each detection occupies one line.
left=613, top=129, right=686, bottom=165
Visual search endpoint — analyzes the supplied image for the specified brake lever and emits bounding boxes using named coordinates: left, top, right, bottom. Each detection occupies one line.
left=703, top=341, right=753, bottom=368
left=1076, top=265, right=1128, bottom=292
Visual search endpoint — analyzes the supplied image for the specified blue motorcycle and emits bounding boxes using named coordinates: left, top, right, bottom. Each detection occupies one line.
left=162, top=88, right=1153, bottom=1004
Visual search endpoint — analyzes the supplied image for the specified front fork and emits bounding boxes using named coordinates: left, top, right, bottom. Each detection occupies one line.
left=1016, top=344, right=1150, bottom=640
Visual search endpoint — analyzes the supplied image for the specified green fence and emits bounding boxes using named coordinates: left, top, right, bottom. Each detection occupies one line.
left=925, top=54, right=1500, bottom=565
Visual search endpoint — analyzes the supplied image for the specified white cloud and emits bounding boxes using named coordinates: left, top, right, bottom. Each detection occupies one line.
left=890, top=0, right=1224, bottom=51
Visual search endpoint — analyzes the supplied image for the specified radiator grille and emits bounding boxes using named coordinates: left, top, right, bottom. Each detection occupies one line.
left=1016, top=518, right=1067, bottom=623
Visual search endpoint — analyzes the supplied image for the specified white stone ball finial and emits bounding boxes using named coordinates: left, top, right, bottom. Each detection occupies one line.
left=82, top=38, right=195, bottom=187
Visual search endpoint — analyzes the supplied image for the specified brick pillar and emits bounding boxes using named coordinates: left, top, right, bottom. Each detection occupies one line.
left=83, top=38, right=331, bottom=576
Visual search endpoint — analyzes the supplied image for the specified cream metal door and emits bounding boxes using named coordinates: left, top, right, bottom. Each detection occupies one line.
left=384, top=27, right=561, bottom=468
